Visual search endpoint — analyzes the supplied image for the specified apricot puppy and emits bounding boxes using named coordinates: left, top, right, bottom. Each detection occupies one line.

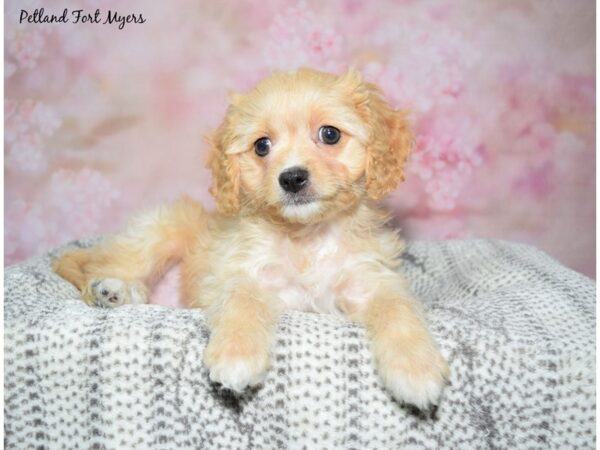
left=53, top=69, right=449, bottom=409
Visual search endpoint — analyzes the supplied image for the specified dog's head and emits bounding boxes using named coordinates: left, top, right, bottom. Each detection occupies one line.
left=207, top=68, right=412, bottom=224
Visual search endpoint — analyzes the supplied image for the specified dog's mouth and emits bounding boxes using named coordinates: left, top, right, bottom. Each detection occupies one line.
left=278, top=191, right=323, bottom=221
left=282, top=192, right=318, bottom=207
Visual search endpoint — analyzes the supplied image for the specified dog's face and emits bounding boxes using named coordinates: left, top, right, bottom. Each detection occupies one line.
left=208, top=69, right=412, bottom=224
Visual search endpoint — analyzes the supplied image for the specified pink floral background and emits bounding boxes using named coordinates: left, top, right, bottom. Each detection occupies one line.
left=5, top=0, right=596, bottom=279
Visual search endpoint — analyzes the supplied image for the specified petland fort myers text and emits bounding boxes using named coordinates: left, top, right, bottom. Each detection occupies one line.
left=19, top=8, right=146, bottom=30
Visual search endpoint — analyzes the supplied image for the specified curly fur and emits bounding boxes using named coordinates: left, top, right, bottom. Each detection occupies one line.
left=365, top=104, right=413, bottom=200
left=207, top=127, right=241, bottom=215
left=53, top=68, right=448, bottom=410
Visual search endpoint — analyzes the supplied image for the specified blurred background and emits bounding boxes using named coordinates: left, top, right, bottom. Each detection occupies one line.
left=5, top=0, right=596, bottom=278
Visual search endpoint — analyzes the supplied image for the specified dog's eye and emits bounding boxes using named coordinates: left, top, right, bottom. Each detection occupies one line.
left=254, top=137, right=271, bottom=157
left=318, top=126, right=341, bottom=145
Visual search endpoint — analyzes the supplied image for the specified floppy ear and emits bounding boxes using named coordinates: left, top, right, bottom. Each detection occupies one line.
left=365, top=89, right=413, bottom=200
left=341, top=71, right=413, bottom=200
left=206, top=126, right=241, bottom=215
left=365, top=105, right=413, bottom=200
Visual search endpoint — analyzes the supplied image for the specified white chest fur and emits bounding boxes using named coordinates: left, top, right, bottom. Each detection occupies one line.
left=246, top=225, right=368, bottom=315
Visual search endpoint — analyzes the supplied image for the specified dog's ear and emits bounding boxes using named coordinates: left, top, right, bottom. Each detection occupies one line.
left=340, top=70, right=413, bottom=200
left=365, top=102, right=413, bottom=200
left=206, top=125, right=241, bottom=215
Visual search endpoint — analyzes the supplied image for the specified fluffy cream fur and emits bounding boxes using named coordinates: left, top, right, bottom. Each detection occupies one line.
left=53, top=68, right=448, bottom=409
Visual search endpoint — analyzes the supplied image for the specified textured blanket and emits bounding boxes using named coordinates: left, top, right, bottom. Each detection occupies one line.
left=4, top=239, right=596, bottom=449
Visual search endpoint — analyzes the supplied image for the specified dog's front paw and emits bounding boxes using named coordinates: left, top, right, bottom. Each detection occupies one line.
left=87, top=278, right=148, bottom=308
left=203, top=335, right=270, bottom=392
left=375, top=339, right=449, bottom=410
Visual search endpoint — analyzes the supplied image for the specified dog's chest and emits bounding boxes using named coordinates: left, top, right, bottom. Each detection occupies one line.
left=254, top=228, right=362, bottom=314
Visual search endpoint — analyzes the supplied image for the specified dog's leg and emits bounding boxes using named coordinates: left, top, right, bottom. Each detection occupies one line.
left=342, top=274, right=449, bottom=410
left=53, top=197, right=207, bottom=307
left=202, top=281, right=281, bottom=392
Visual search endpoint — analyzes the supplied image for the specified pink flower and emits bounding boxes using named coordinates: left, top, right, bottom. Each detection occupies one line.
left=5, top=100, right=61, bottom=173
left=361, top=13, right=480, bottom=114
left=260, top=1, right=347, bottom=72
left=46, top=168, right=121, bottom=238
left=5, top=168, right=122, bottom=264
left=6, top=139, right=47, bottom=174
left=409, top=113, right=485, bottom=211
left=513, top=161, right=556, bottom=199
left=7, top=29, right=45, bottom=70
left=5, top=200, right=55, bottom=262
left=30, top=102, right=62, bottom=137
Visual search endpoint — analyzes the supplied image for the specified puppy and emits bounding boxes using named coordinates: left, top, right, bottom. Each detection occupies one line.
left=53, top=68, right=449, bottom=409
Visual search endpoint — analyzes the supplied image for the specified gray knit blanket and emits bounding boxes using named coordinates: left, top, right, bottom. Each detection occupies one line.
left=4, top=239, right=596, bottom=449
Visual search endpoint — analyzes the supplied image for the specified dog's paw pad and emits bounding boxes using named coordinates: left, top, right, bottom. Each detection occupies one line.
left=91, top=278, right=130, bottom=308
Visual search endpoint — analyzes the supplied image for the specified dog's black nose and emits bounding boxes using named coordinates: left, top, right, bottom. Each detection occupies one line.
left=279, top=167, right=310, bottom=193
